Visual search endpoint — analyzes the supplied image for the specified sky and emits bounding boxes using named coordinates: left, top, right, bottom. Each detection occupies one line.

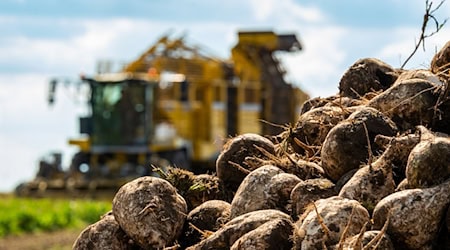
left=0, top=0, right=449, bottom=192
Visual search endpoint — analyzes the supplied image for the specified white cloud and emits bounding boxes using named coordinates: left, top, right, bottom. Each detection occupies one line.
left=249, top=0, right=274, bottom=21
left=377, top=26, right=450, bottom=69
left=277, top=7, right=450, bottom=97
left=249, top=0, right=325, bottom=23
left=284, top=0, right=325, bottom=23
left=242, top=0, right=343, bottom=97
left=0, top=18, right=240, bottom=76
left=0, top=19, right=162, bottom=75
left=0, top=74, right=81, bottom=191
left=282, top=25, right=349, bottom=97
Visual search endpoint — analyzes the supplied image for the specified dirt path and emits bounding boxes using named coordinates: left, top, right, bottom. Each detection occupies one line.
left=0, top=228, right=81, bottom=250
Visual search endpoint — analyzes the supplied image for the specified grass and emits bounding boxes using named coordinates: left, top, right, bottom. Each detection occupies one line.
left=0, top=195, right=111, bottom=237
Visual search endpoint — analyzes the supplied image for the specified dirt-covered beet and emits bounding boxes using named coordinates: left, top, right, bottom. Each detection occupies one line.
left=339, top=58, right=398, bottom=98
left=372, top=178, right=450, bottom=249
left=431, top=90, right=450, bottom=134
left=338, top=128, right=422, bottom=210
left=429, top=40, right=450, bottom=134
left=245, top=153, right=324, bottom=180
left=187, top=200, right=231, bottom=232
left=367, top=78, right=439, bottom=131
left=395, top=69, right=443, bottom=86
left=320, top=107, right=397, bottom=181
left=323, top=96, right=366, bottom=108
left=338, top=163, right=394, bottom=214
left=186, top=209, right=292, bottom=250
left=155, top=166, right=232, bottom=207
left=445, top=206, right=450, bottom=248
left=180, top=200, right=231, bottom=248
left=289, top=158, right=324, bottom=179
left=438, top=205, right=450, bottom=249
left=374, top=131, right=421, bottom=184
left=230, top=218, right=294, bottom=250
left=112, top=176, right=187, bottom=249
left=187, top=174, right=232, bottom=206
left=431, top=40, right=450, bottom=80
left=406, top=127, right=450, bottom=188
left=216, top=133, right=276, bottom=191
left=299, top=95, right=340, bottom=114
left=334, top=169, right=358, bottom=192
left=72, top=212, right=139, bottom=250
left=338, top=133, right=408, bottom=213
left=290, top=178, right=336, bottom=219
left=395, top=178, right=411, bottom=191
left=229, top=165, right=284, bottom=219
left=293, top=196, right=370, bottom=249
left=266, top=173, right=302, bottom=214
left=334, top=230, right=395, bottom=250
left=289, top=106, right=350, bottom=155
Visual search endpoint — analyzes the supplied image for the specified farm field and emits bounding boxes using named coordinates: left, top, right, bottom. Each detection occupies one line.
left=0, top=194, right=111, bottom=249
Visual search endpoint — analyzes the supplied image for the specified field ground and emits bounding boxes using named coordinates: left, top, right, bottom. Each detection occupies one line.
left=0, top=228, right=81, bottom=250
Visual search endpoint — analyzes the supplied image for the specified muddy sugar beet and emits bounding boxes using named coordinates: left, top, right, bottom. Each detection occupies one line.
left=73, top=41, right=450, bottom=249
left=112, top=177, right=187, bottom=249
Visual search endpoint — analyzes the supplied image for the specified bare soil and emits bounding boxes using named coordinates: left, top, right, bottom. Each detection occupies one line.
left=0, top=228, right=81, bottom=250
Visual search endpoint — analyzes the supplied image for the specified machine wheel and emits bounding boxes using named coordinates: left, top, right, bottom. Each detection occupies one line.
left=15, top=183, right=29, bottom=197
left=170, top=148, right=190, bottom=169
left=69, top=152, right=90, bottom=174
left=158, top=148, right=190, bottom=170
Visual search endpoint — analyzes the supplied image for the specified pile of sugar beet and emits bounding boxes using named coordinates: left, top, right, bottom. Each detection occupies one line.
left=74, top=41, right=450, bottom=250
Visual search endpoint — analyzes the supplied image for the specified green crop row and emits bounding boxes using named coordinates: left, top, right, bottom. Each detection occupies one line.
left=0, top=196, right=111, bottom=237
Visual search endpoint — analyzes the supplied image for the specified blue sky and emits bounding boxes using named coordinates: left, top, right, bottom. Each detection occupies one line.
left=0, top=0, right=449, bottom=192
